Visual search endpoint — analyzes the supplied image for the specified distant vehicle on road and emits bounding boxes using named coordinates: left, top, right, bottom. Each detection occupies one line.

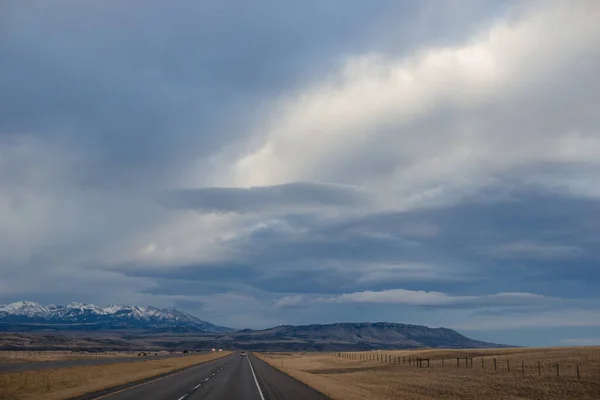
left=240, top=351, right=247, bottom=356
left=218, top=348, right=223, bottom=352
left=211, top=348, right=216, bottom=352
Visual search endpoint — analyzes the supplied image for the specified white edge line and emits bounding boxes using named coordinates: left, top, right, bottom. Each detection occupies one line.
left=194, top=384, right=201, bottom=389
left=247, top=354, right=266, bottom=400
left=177, top=395, right=187, bottom=400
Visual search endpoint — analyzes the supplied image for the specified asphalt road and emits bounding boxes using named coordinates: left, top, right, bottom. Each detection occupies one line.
left=0, top=352, right=203, bottom=373
left=73, top=352, right=329, bottom=400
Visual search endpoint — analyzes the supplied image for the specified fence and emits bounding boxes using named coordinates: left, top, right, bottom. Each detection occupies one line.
left=323, top=351, right=586, bottom=381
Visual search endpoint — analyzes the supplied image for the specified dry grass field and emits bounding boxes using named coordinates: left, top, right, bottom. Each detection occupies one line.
left=257, top=347, right=600, bottom=400
left=0, top=350, right=152, bottom=364
left=0, top=351, right=230, bottom=400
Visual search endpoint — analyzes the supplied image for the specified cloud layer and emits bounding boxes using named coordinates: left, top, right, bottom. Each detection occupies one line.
left=158, top=182, right=372, bottom=213
left=1, top=0, right=600, bottom=346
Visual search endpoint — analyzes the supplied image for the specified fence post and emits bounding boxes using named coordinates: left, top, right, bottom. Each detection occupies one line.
left=442, top=357, right=444, bottom=367
left=522, top=360, right=524, bottom=375
left=403, top=356, right=406, bottom=365
left=481, top=358, right=484, bottom=368
left=507, top=360, right=510, bottom=372
left=538, top=361, right=541, bottom=376
left=457, top=357, right=459, bottom=368
left=494, top=358, right=497, bottom=371
left=465, top=357, right=468, bottom=367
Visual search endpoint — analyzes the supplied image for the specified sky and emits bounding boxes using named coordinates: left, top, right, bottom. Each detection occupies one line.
left=1, top=0, right=599, bottom=347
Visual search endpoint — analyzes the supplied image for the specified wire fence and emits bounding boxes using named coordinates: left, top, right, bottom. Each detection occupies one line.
left=324, top=351, right=590, bottom=381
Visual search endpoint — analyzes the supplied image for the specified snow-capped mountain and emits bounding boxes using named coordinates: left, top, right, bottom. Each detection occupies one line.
left=0, top=301, right=231, bottom=332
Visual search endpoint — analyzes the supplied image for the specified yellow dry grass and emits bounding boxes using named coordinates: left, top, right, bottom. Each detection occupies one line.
left=0, top=351, right=146, bottom=364
left=0, top=351, right=231, bottom=400
left=257, top=347, right=600, bottom=400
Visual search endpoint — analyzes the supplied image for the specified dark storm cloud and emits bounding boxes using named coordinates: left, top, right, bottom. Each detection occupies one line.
left=158, top=182, right=372, bottom=213
left=0, top=0, right=506, bottom=188
left=123, top=184, right=600, bottom=302
left=0, top=0, right=418, bottom=187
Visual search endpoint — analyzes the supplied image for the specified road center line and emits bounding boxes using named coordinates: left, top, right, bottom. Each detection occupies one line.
left=247, top=354, right=266, bottom=400
left=91, top=356, right=229, bottom=400
left=178, top=361, right=230, bottom=400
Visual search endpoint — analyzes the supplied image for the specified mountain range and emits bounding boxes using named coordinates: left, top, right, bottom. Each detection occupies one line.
left=0, top=301, right=231, bottom=332
left=0, top=301, right=508, bottom=351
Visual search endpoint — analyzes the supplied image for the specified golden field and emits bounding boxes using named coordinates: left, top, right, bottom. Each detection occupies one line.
left=0, top=351, right=230, bottom=400
left=0, top=350, right=152, bottom=364
left=257, top=347, right=600, bottom=400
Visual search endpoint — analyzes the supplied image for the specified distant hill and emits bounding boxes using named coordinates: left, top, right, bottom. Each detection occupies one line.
left=0, top=301, right=232, bottom=333
left=213, top=322, right=509, bottom=351
left=139, top=322, right=509, bottom=352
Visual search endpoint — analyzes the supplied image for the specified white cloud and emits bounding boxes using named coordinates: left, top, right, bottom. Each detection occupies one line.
left=227, top=0, right=600, bottom=211
left=274, top=295, right=305, bottom=308
left=279, top=289, right=554, bottom=308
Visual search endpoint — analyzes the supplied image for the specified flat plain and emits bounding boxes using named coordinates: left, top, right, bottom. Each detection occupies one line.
left=257, top=347, right=600, bottom=400
left=0, top=351, right=230, bottom=400
left=0, top=350, right=150, bottom=364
